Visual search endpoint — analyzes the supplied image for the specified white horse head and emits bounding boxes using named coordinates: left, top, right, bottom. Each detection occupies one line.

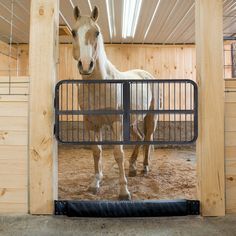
left=72, top=6, right=100, bottom=75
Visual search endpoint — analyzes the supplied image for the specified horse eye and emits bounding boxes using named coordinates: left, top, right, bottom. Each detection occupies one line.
left=72, top=30, right=77, bottom=37
left=95, top=31, right=100, bottom=38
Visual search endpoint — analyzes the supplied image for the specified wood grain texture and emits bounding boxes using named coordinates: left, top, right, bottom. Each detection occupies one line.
left=0, top=95, right=28, bottom=214
left=29, top=0, right=59, bottom=214
left=225, top=81, right=236, bottom=213
left=58, top=44, right=196, bottom=81
left=196, top=0, right=225, bottom=216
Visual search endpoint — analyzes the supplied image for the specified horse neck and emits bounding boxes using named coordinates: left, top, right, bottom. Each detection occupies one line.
left=82, top=34, right=118, bottom=80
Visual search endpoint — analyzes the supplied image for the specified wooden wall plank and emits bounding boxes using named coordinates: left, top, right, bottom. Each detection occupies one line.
left=196, top=0, right=225, bottom=216
left=0, top=203, right=28, bottom=214
left=0, top=188, right=27, bottom=203
left=0, top=130, right=27, bottom=146
left=0, top=102, right=28, bottom=117
left=29, top=0, right=59, bottom=214
left=0, top=117, right=28, bottom=131
left=0, top=146, right=27, bottom=159
left=0, top=174, right=27, bottom=188
left=224, top=77, right=236, bottom=213
left=225, top=103, right=236, bottom=117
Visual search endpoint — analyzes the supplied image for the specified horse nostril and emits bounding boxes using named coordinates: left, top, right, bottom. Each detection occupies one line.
left=78, top=60, right=83, bottom=69
left=89, top=61, right=94, bottom=70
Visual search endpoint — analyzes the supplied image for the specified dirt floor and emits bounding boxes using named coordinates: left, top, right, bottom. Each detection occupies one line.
left=58, top=145, right=197, bottom=200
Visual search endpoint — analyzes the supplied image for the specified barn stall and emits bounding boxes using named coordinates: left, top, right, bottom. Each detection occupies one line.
left=0, top=0, right=235, bottom=216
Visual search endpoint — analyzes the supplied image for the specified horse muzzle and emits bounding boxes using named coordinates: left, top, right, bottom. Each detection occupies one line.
left=78, top=59, right=95, bottom=75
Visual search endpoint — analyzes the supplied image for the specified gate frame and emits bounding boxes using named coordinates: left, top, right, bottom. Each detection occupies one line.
left=29, top=0, right=225, bottom=216
left=54, top=79, right=198, bottom=146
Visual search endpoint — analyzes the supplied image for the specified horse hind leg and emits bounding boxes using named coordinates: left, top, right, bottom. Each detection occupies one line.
left=143, top=113, right=157, bottom=175
left=129, top=125, right=143, bottom=177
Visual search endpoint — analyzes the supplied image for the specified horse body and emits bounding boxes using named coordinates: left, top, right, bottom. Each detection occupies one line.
left=72, top=6, right=157, bottom=200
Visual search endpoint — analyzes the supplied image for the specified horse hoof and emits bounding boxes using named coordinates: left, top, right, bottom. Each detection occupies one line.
left=119, top=193, right=131, bottom=201
left=142, top=166, right=149, bottom=176
left=88, top=186, right=99, bottom=194
left=128, top=170, right=137, bottom=177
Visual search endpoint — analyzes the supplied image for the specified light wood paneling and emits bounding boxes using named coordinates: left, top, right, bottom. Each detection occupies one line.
left=6, top=44, right=197, bottom=81
left=59, top=44, right=196, bottom=81
left=225, top=80, right=236, bottom=214
left=29, top=0, right=59, bottom=214
left=196, top=0, right=225, bottom=216
left=0, top=79, right=29, bottom=214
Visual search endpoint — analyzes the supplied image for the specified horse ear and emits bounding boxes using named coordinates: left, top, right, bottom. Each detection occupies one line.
left=91, top=6, right=99, bottom=22
left=74, top=6, right=81, bottom=20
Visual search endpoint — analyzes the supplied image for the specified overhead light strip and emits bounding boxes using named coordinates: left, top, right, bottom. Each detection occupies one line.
left=69, top=0, right=75, bottom=8
left=122, top=0, right=143, bottom=39
left=143, top=0, right=161, bottom=42
left=88, top=0, right=92, bottom=12
left=106, top=0, right=116, bottom=41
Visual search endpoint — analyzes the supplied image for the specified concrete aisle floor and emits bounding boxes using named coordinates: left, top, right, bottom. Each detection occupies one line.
left=0, top=215, right=236, bottom=236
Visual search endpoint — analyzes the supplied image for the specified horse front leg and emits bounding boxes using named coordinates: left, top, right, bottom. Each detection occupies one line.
left=88, top=130, right=103, bottom=194
left=113, top=121, right=131, bottom=200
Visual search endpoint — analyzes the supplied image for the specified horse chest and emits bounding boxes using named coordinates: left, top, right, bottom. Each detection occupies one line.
left=78, top=84, right=122, bottom=111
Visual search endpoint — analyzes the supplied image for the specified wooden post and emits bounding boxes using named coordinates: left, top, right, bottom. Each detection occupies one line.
left=196, top=0, right=225, bottom=216
left=29, top=0, right=59, bottom=214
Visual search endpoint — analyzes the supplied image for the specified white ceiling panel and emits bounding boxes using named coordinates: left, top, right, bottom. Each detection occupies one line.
left=166, top=7, right=195, bottom=44
left=133, top=0, right=160, bottom=43
left=144, top=0, right=178, bottom=43
left=157, top=0, right=194, bottom=43
left=0, top=0, right=235, bottom=44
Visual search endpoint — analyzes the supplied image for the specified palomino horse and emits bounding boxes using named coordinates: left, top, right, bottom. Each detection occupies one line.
left=72, top=6, right=157, bottom=200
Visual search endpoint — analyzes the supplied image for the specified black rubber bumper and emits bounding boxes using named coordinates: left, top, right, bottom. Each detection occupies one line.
left=55, top=199, right=200, bottom=217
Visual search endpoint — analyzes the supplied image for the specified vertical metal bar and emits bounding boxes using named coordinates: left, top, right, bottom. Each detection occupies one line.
left=130, top=82, right=133, bottom=140
left=168, top=82, right=171, bottom=141
left=67, top=83, right=69, bottom=142
left=60, top=83, right=62, bottom=141
left=104, top=83, right=107, bottom=141
left=185, top=81, right=187, bottom=141
left=123, top=82, right=130, bottom=142
left=179, top=82, right=181, bottom=141
left=174, top=82, right=176, bottom=141
left=163, top=82, right=165, bottom=141
left=88, top=83, right=90, bottom=141
left=136, top=82, right=138, bottom=139
left=190, top=82, right=193, bottom=139
left=147, top=81, right=149, bottom=141
left=194, top=83, right=198, bottom=141
left=72, top=83, right=74, bottom=142
left=55, top=84, right=60, bottom=140
left=77, top=84, right=79, bottom=142
left=142, top=81, right=144, bottom=136
left=157, top=82, right=159, bottom=140
left=94, top=83, right=95, bottom=142
left=83, top=83, right=85, bottom=142
left=113, top=83, right=117, bottom=141
left=110, top=83, right=112, bottom=141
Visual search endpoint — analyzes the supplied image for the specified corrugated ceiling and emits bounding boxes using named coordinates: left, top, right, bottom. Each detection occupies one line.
left=0, top=0, right=235, bottom=44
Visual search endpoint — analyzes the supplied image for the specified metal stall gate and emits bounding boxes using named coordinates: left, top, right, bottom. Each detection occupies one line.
left=54, top=79, right=199, bottom=217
